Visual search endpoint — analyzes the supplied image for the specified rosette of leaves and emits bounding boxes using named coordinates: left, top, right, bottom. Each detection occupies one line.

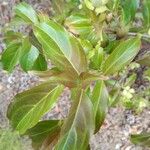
left=0, top=2, right=144, bottom=150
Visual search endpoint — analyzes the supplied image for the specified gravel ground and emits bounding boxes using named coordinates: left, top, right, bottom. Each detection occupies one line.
left=0, top=1, right=150, bottom=150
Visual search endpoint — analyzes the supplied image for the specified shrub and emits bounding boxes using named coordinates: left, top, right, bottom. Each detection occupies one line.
left=0, top=0, right=150, bottom=149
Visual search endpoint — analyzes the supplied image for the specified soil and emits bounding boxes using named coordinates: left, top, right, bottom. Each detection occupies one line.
left=0, top=1, right=150, bottom=150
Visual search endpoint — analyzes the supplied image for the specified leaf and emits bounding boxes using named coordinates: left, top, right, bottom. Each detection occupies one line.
left=20, top=41, right=39, bottom=71
left=15, top=2, right=38, bottom=24
left=142, top=0, right=150, bottom=28
left=65, top=14, right=100, bottom=44
left=34, top=20, right=87, bottom=75
left=125, top=73, right=137, bottom=86
left=121, top=0, right=139, bottom=25
left=79, top=39, right=93, bottom=55
left=4, top=30, right=23, bottom=44
left=91, top=80, right=109, bottom=133
left=55, top=89, right=94, bottom=150
left=102, top=37, right=141, bottom=75
left=51, top=0, right=64, bottom=16
left=32, top=54, right=47, bottom=71
left=1, top=42, right=22, bottom=72
left=89, top=47, right=104, bottom=70
left=137, top=52, right=150, bottom=67
left=130, top=133, right=150, bottom=147
left=65, top=14, right=92, bottom=35
left=31, top=69, right=79, bottom=88
left=26, top=120, right=62, bottom=149
left=7, top=82, right=64, bottom=134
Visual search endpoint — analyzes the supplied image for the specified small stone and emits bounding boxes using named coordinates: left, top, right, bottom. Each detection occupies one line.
left=115, top=143, right=122, bottom=149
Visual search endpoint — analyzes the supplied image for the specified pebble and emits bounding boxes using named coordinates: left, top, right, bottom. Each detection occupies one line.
left=115, top=143, right=122, bottom=149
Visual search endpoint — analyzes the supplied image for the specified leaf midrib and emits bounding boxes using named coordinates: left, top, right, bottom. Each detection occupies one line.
left=61, top=90, right=84, bottom=150
left=15, top=85, right=60, bottom=130
left=35, top=24, right=80, bottom=75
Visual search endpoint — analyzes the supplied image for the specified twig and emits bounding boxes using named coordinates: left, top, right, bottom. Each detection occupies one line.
left=105, top=29, right=150, bottom=40
left=128, top=32, right=150, bottom=39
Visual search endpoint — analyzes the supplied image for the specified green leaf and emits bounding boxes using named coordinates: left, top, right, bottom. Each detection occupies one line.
left=79, top=39, right=93, bottom=55
left=20, top=43, right=39, bottom=72
left=26, top=120, right=62, bottom=149
left=34, top=20, right=87, bottom=75
left=130, top=133, right=150, bottom=147
left=32, top=54, right=47, bottom=71
left=137, top=52, right=150, bottom=67
left=65, top=14, right=99, bottom=44
left=142, top=0, right=150, bottom=28
left=65, top=14, right=92, bottom=36
left=1, top=42, right=22, bottom=72
left=15, top=2, right=38, bottom=24
left=51, top=0, right=64, bottom=16
left=4, top=30, right=23, bottom=44
left=91, top=80, right=109, bottom=133
left=121, top=0, right=138, bottom=25
left=55, top=89, right=94, bottom=150
left=89, top=47, right=104, bottom=70
left=102, top=37, right=141, bottom=75
left=7, top=82, right=64, bottom=134
left=31, top=68, right=79, bottom=88
left=125, top=73, right=137, bottom=86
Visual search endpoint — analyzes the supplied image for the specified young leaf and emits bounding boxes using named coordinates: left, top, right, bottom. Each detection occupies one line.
left=65, top=14, right=99, bottom=44
left=15, top=2, right=38, bottom=24
left=7, top=82, right=64, bottom=134
left=26, top=120, right=62, bottom=149
left=20, top=45, right=39, bottom=72
left=34, top=20, right=87, bottom=75
left=142, top=0, right=150, bottom=28
left=55, top=89, right=94, bottom=150
left=1, top=42, right=22, bottom=72
left=102, top=37, right=141, bottom=75
left=130, top=133, right=150, bottom=147
left=91, top=80, right=109, bottom=133
left=65, top=14, right=92, bottom=35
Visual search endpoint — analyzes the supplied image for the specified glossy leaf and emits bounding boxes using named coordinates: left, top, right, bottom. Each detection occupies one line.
left=102, top=37, right=141, bottom=75
left=7, top=82, right=64, bottom=134
left=34, top=20, right=87, bottom=75
left=15, top=2, right=38, bottom=24
left=55, top=89, right=94, bottom=150
left=142, top=0, right=150, bottom=27
left=130, top=133, right=150, bottom=147
left=91, top=80, right=109, bottom=133
left=1, top=42, right=22, bottom=72
left=20, top=44, right=39, bottom=72
left=26, top=120, right=62, bottom=149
